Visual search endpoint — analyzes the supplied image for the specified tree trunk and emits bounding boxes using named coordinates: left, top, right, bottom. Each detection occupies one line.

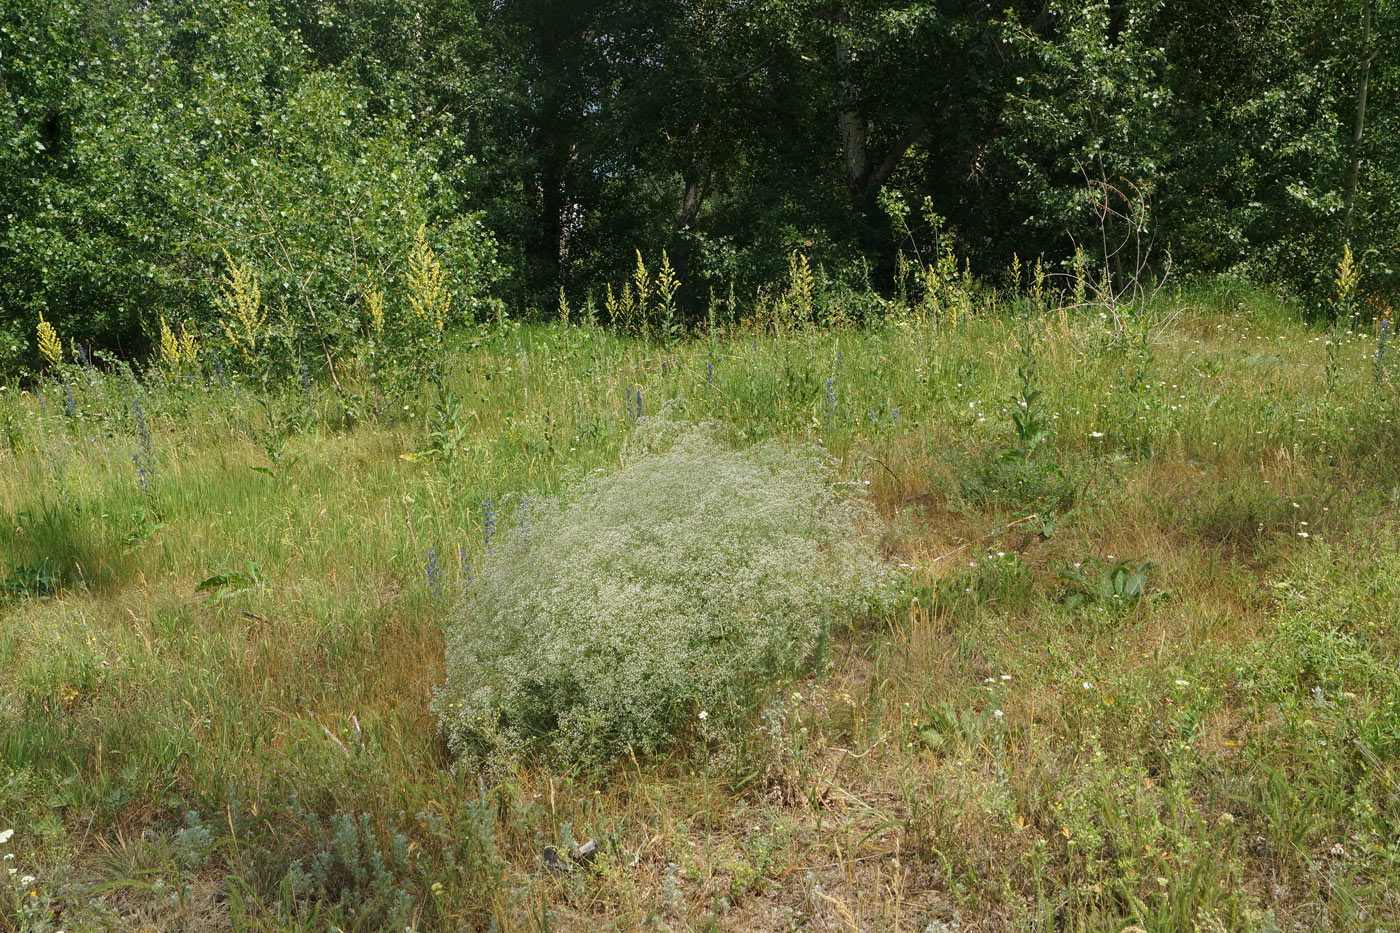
left=838, top=37, right=873, bottom=196
left=1343, top=1, right=1374, bottom=241
left=678, top=161, right=709, bottom=230
left=542, top=152, right=568, bottom=266
left=837, top=36, right=928, bottom=200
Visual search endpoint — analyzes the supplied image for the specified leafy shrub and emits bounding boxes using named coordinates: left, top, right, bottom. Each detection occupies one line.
left=0, top=0, right=498, bottom=380
left=1059, top=557, right=1162, bottom=612
left=953, top=444, right=1078, bottom=514
left=435, top=417, right=886, bottom=770
left=1, top=557, right=66, bottom=600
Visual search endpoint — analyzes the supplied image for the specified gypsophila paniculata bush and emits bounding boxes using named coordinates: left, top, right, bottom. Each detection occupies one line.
left=434, top=416, right=888, bottom=771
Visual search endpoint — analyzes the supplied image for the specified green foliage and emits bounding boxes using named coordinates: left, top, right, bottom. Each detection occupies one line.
left=194, top=562, right=264, bottom=606
left=1007, top=322, right=1050, bottom=457
left=159, top=61, right=496, bottom=382
left=6, top=0, right=1400, bottom=359
left=1000, top=1, right=1171, bottom=253
left=0, top=0, right=497, bottom=379
left=1, top=557, right=66, bottom=601
left=285, top=812, right=414, bottom=928
left=1060, top=557, right=1161, bottom=611
left=436, top=417, right=887, bottom=770
left=955, top=446, right=1077, bottom=515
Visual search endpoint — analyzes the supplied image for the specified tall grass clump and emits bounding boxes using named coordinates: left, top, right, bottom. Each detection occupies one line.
left=435, top=416, right=886, bottom=770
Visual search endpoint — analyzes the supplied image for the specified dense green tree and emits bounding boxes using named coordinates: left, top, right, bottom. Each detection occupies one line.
left=996, top=0, right=1399, bottom=298
left=0, top=0, right=495, bottom=376
left=3, top=0, right=1397, bottom=375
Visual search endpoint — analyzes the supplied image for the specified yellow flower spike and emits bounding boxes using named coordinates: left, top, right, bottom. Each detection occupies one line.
left=632, top=249, right=650, bottom=312
left=215, top=250, right=266, bottom=362
left=36, top=312, right=62, bottom=369
left=558, top=285, right=572, bottom=325
left=407, top=224, right=451, bottom=331
left=1335, top=243, right=1360, bottom=309
left=786, top=251, right=812, bottom=328
left=178, top=321, right=198, bottom=365
left=159, top=315, right=181, bottom=369
left=604, top=283, right=619, bottom=325
left=366, top=281, right=386, bottom=333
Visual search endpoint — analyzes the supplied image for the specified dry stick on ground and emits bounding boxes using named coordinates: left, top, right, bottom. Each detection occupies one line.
left=929, top=512, right=1039, bottom=564
left=402, top=496, right=418, bottom=548
left=799, top=848, right=900, bottom=874
left=864, top=456, right=899, bottom=483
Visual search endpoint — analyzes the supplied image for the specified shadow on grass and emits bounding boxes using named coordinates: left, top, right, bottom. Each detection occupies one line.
left=1, top=498, right=136, bottom=600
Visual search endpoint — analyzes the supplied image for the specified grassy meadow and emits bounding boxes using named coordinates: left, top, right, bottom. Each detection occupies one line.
left=3, top=283, right=1400, bottom=931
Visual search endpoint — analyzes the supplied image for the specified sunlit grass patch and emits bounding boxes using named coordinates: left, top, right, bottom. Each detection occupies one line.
left=3, top=284, right=1400, bottom=928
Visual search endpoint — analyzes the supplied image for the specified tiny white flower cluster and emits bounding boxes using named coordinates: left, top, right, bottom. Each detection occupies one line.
left=1, top=830, right=43, bottom=900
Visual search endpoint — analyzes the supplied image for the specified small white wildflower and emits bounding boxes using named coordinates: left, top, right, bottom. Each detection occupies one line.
left=698, top=710, right=708, bottom=721
left=1297, top=532, right=1309, bottom=538
left=1082, top=681, right=1094, bottom=691
left=0, top=830, right=11, bottom=844
left=1090, top=431, right=1105, bottom=438
left=994, top=709, right=1004, bottom=719
left=1000, top=674, right=1011, bottom=681
left=19, top=875, right=34, bottom=885
left=1175, top=679, right=1189, bottom=687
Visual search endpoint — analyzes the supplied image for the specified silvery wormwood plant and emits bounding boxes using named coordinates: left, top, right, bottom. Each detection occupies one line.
left=434, top=416, right=891, bottom=772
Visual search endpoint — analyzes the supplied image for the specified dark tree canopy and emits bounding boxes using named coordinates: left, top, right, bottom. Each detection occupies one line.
left=2, top=0, right=1396, bottom=369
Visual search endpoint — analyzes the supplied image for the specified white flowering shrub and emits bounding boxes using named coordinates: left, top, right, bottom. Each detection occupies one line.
left=435, top=417, right=885, bottom=770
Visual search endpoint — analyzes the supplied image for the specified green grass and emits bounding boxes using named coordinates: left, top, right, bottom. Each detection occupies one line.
left=2, top=283, right=1399, bottom=930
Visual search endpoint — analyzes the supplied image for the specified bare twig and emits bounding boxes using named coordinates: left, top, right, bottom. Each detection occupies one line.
left=930, top=513, right=1040, bottom=564
left=864, top=456, right=899, bottom=483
